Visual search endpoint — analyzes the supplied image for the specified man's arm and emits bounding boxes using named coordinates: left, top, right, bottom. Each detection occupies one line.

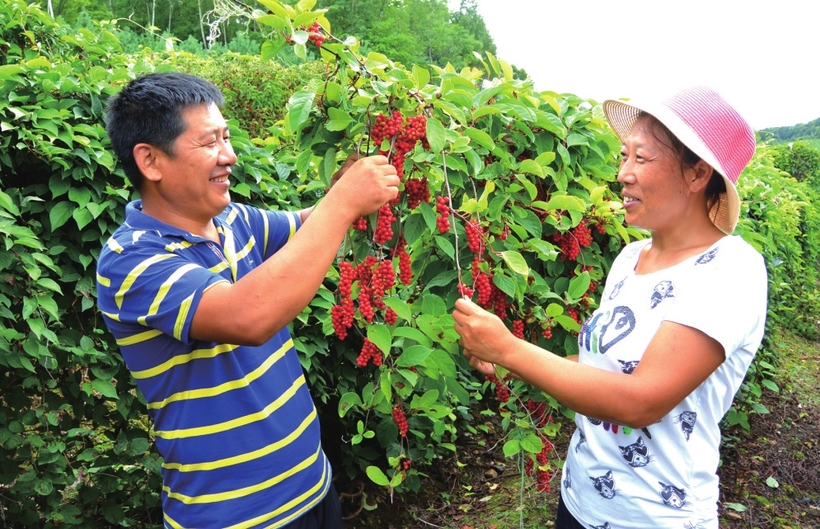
left=190, top=155, right=398, bottom=345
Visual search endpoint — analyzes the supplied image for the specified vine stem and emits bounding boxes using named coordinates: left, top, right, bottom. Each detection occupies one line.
left=439, top=151, right=467, bottom=294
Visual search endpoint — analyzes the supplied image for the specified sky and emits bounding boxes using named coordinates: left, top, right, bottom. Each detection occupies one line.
left=461, top=0, right=819, bottom=130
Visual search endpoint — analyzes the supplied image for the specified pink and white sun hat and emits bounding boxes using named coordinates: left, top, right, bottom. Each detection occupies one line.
left=603, top=86, right=756, bottom=234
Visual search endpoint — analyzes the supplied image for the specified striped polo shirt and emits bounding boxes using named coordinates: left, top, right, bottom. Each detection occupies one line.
left=96, top=200, right=332, bottom=528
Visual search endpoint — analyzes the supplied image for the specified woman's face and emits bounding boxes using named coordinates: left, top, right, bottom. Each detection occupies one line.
left=616, top=117, right=690, bottom=231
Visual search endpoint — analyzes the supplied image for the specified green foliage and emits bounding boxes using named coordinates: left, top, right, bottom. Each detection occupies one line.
left=0, top=1, right=166, bottom=526
left=251, top=0, right=640, bottom=494
left=172, top=50, right=326, bottom=139
left=768, top=140, right=820, bottom=189
left=759, top=116, right=820, bottom=143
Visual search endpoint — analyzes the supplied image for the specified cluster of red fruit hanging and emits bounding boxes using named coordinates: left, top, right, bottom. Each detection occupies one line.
left=306, top=22, right=324, bottom=47
left=331, top=110, right=436, bottom=369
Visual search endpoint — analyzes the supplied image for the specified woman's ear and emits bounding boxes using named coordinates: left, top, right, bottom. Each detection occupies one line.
left=689, top=160, right=714, bottom=192
left=133, top=143, right=163, bottom=184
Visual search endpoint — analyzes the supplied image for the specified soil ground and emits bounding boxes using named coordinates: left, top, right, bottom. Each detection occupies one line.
left=338, top=330, right=820, bottom=529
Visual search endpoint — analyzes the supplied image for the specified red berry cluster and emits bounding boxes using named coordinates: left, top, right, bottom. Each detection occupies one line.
left=370, top=111, right=428, bottom=180
left=357, top=338, right=383, bottom=367
left=551, top=221, right=594, bottom=261
left=541, top=321, right=553, bottom=340
left=567, top=307, right=581, bottom=325
left=486, top=373, right=510, bottom=403
left=512, top=320, right=525, bottom=339
left=307, top=22, right=324, bottom=47
left=392, top=406, right=409, bottom=437
left=465, top=219, right=483, bottom=253
left=435, top=196, right=451, bottom=233
left=401, top=458, right=412, bottom=470
left=458, top=283, right=474, bottom=298
left=524, top=436, right=553, bottom=493
left=525, top=399, right=551, bottom=428
left=331, top=298, right=355, bottom=340
left=352, top=216, right=368, bottom=231
left=405, top=177, right=430, bottom=210
left=374, top=204, right=396, bottom=245
left=332, top=256, right=400, bottom=343
left=392, top=236, right=413, bottom=285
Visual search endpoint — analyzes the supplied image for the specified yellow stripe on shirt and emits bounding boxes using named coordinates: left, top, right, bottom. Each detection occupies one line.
left=145, top=339, right=292, bottom=409
left=152, top=373, right=305, bottom=440
left=115, top=253, right=177, bottom=309
left=161, top=408, right=317, bottom=472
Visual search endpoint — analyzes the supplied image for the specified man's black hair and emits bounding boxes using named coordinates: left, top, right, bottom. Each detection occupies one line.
left=105, top=72, right=225, bottom=190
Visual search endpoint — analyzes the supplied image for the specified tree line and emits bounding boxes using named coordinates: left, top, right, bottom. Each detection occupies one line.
left=36, top=0, right=512, bottom=74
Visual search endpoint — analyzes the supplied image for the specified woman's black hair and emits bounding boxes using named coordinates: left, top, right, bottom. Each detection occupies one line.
left=105, top=72, right=225, bottom=190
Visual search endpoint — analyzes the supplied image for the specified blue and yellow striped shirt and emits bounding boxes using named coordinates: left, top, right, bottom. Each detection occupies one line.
left=96, top=200, right=332, bottom=528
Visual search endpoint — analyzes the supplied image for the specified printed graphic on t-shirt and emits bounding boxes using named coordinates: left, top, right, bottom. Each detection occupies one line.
left=649, top=280, right=675, bottom=308
left=619, top=436, right=653, bottom=468
left=675, top=411, right=698, bottom=441
left=658, top=481, right=687, bottom=508
left=589, top=470, right=618, bottom=499
left=579, top=306, right=636, bottom=355
left=617, top=359, right=640, bottom=374
left=695, top=248, right=719, bottom=265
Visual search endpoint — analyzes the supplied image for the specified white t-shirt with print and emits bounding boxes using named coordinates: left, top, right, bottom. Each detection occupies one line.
left=560, top=235, right=767, bottom=529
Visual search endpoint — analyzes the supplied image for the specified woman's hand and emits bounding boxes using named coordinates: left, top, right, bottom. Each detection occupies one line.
left=452, top=297, right=518, bottom=370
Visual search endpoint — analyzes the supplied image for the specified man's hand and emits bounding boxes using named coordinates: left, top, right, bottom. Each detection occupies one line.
left=326, top=155, right=399, bottom=222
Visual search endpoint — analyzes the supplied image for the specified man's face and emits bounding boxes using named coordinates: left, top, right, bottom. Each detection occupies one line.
left=151, top=103, right=236, bottom=227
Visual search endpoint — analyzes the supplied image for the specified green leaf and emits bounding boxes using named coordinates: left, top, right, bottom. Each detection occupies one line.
left=723, top=502, right=748, bottom=513
left=396, top=345, right=432, bottom=368
left=534, top=194, right=587, bottom=213
left=286, top=90, right=316, bottom=134
left=426, top=118, right=446, bottom=153
left=367, top=324, right=391, bottom=356
left=392, top=326, right=432, bottom=347
left=519, top=159, right=544, bottom=178
left=520, top=433, right=544, bottom=454
left=0, top=190, right=20, bottom=216
left=464, top=127, right=495, bottom=151
left=502, top=439, right=521, bottom=457
left=499, top=250, right=529, bottom=277
left=765, top=476, right=779, bottom=488
left=338, top=392, right=363, bottom=417
left=364, top=465, right=390, bottom=487
left=568, top=272, right=591, bottom=300
left=325, top=107, right=354, bottom=132
left=91, top=379, right=119, bottom=399
left=383, top=298, right=411, bottom=322
left=49, top=201, right=73, bottom=230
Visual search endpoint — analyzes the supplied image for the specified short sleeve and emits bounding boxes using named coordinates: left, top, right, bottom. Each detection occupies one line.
left=97, top=235, right=227, bottom=345
left=664, top=237, right=768, bottom=357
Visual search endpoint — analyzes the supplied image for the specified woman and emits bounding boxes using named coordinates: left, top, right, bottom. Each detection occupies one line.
left=452, top=87, right=768, bottom=528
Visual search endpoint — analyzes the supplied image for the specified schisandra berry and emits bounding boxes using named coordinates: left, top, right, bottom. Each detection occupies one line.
left=465, top=219, right=483, bottom=253
left=392, top=406, right=409, bottom=437
left=356, top=338, right=382, bottom=367
left=374, top=204, right=395, bottom=245
left=512, top=320, right=525, bottom=339
left=486, top=374, right=510, bottom=403
left=435, top=195, right=451, bottom=233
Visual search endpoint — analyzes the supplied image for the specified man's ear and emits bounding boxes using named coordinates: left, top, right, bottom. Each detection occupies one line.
left=689, top=159, right=714, bottom=192
left=133, top=143, right=164, bottom=183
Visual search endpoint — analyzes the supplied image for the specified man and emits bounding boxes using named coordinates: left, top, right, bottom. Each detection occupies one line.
left=97, top=72, right=399, bottom=528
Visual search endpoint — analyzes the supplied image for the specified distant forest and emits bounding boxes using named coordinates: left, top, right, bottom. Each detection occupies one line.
left=759, top=117, right=820, bottom=144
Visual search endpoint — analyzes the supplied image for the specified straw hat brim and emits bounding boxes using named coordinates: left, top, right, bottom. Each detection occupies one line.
left=603, top=98, right=740, bottom=234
